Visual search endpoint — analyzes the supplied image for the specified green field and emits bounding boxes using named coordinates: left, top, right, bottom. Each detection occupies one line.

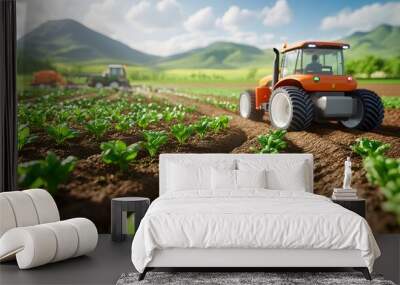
left=18, top=62, right=400, bottom=101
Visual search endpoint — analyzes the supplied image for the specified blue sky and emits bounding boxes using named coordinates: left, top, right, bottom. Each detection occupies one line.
left=17, top=0, right=400, bottom=56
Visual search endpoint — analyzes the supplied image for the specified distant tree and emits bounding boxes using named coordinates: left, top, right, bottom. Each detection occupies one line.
left=359, top=56, right=385, bottom=78
left=17, top=52, right=56, bottom=74
left=345, top=60, right=358, bottom=76
left=345, top=55, right=399, bottom=78
left=383, top=56, right=400, bottom=77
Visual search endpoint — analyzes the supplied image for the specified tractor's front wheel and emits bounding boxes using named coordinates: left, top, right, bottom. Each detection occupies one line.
left=340, top=89, right=384, bottom=130
left=239, top=90, right=264, bottom=121
left=110, top=81, right=120, bottom=89
left=268, top=86, right=314, bottom=131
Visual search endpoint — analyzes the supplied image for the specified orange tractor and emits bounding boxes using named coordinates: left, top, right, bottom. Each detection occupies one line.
left=31, top=70, right=66, bottom=87
left=239, top=41, right=384, bottom=131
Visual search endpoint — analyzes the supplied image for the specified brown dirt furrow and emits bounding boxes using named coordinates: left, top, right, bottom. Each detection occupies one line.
left=358, top=83, right=400, bottom=97
left=151, top=90, right=400, bottom=233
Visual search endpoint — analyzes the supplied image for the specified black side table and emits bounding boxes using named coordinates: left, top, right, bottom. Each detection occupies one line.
left=332, top=198, right=366, bottom=218
left=111, top=197, right=150, bottom=242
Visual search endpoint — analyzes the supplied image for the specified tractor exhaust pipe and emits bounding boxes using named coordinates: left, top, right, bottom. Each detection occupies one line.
left=272, top=48, right=280, bottom=87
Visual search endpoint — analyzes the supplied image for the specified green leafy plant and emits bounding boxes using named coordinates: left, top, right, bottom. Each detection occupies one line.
left=72, top=107, right=86, bottom=124
left=351, top=138, right=391, bottom=158
left=194, top=117, right=212, bottom=138
left=252, top=130, right=287, bottom=154
left=115, top=116, right=135, bottom=133
left=142, top=130, right=168, bottom=157
left=17, top=152, right=77, bottom=195
left=56, top=109, right=72, bottom=123
left=363, top=155, right=400, bottom=223
left=29, top=110, right=47, bottom=128
left=100, top=140, right=141, bottom=171
left=47, top=124, right=78, bottom=145
left=209, top=115, right=230, bottom=133
left=170, top=123, right=194, bottom=144
left=136, top=113, right=157, bottom=129
left=86, top=119, right=110, bottom=139
left=382, top=97, right=400, bottom=109
left=18, top=124, right=37, bottom=151
left=162, top=107, right=174, bottom=122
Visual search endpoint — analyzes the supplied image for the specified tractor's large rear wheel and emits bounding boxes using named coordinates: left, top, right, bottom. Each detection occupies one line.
left=340, top=89, right=384, bottom=130
left=239, top=90, right=264, bottom=121
left=268, top=86, right=314, bottom=131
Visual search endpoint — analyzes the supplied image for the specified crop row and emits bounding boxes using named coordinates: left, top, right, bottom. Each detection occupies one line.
left=158, top=88, right=238, bottom=112
left=18, top=86, right=113, bottom=101
left=18, top=115, right=231, bottom=193
left=18, top=91, right=195, bottom=147
left=17, top=91, right=231, bottom=193
left=351, top=138, right=400, bottom=223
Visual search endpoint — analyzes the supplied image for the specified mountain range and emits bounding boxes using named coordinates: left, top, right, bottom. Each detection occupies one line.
left=17, top=19, right=159, bottom=65
left=342, top=24, right=400, bottom=59
left=18, top=19, right=400, bottom=69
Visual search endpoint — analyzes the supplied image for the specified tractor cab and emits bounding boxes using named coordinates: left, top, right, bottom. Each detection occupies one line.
left=239, top=41, right=384, bottom=131
left=281, top=42, right=346, bottom=77
left=105, top=64, right=126, bottom=78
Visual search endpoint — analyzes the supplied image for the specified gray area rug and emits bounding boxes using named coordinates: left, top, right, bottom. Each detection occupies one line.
left=116, top=272, right=395, bottom=285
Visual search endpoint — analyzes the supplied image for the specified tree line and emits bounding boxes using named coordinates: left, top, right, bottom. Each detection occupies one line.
left=16, top=53, right=400, bottom=79
left=345, top=55, right=400, bottom=78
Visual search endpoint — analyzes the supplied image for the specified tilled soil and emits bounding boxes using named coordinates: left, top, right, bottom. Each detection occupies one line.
left=19, top=88, right=399, bottom=233
left=57, top=128, right=246, bottom=232
left=151, top=90, right=400, bottom=233
left=23, top=93, right=247, bottom=233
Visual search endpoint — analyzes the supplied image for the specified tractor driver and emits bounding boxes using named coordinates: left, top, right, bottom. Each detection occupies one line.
left=305, top=54, right=323, bottom=74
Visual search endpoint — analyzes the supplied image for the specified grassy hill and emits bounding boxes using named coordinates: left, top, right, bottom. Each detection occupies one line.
left=17, top=19, right=159, bottom=65
left=342, top=24, right=400, bottom=59
left=157, top=25, right=400, bottom=69
left=157, top=42, right=274, bottom=69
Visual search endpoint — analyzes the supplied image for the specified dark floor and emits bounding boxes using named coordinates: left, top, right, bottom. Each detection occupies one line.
left=0, top=234, right=399, bottom=285
left=0, top=235, right=134, bottom=285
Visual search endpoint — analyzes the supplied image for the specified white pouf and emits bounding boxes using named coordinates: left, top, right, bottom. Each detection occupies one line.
left=0, top=189, right=98, bottom=269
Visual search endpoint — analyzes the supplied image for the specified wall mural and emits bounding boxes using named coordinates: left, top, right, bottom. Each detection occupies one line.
left=16, top=0, right=400, bottom=233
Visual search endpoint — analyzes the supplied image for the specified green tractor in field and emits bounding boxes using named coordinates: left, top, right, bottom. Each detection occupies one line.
left=87, top=64, right=130, bottom=89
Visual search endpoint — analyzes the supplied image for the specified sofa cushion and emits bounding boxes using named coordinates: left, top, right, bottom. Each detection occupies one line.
left=0, top=196, right=17, bottom=237
left=0, top=191, right=39, bottom=228
left=0, top=218, right=98, bottom=269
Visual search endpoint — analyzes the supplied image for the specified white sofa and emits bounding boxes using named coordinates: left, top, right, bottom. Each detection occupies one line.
left=0, top=189, right=98, bottom=269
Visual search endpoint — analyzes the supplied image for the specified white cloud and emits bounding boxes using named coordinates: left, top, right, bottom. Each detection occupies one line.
left=84, top=0, right=131, bottom=39
left=261, top=0, right=292, bottom=27
left=184, top=7, right=215, bottom=32
left=125, top=0, right=183, bottom=32
left=321, top=2, right=400, bottom=32
left=229, top=31, right=275, bottom=48
left=216, top=6, right=255, bottom=32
